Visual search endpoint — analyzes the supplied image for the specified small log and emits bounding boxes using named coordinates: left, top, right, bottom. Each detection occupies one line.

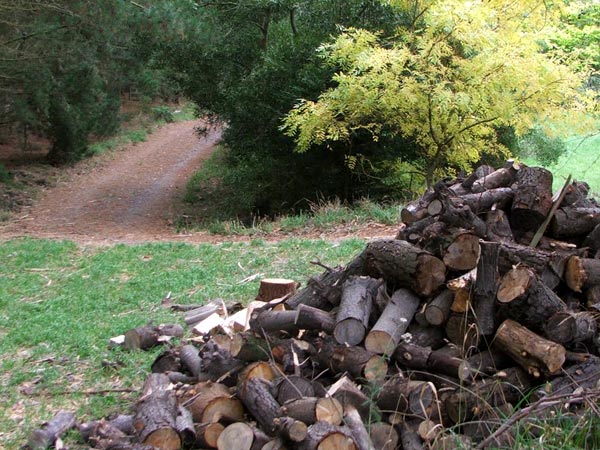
left=561, top=180, right=592, bottom=207
left=496, top=266, right=566, bottom=331
left=393, top=341, right=432, bottom=370
left=510, top=166, right=553, bottom=231
left=566, top=256, right=600, bottom=292
left=175, top=406, right=196, bottom=446
left=280, top=397, right=343, bottom=426
left=375, top=375, right=437, bottom=417
left=584, top=222, right=600, bottom=254
left=327, top=376, right=375, bottom=421
left=406, top=322, right=446, bottom=349
left=535, top=355, right=600, bottom=398
left=257, top=278, right=297, bottom=301
left=217, top=422, right=270, bottom=450
left=473, top=241, right=500, bottom=336
left=444, top=313, right=479, bottom=351
left=157, top=323, right=184, bottom=338
left=124, top=325, right=160, bottom=350
left=151, top=349, right=180, bottom=374
left=250, top=310, right=299, bottom=334
left=344, top=405, right=375, bottom=450
left=79, top=419, right=129, bottom=445
left=399, top=420, right=424, bottom=450
left=296, top=304, right=336, bottom=334
left=360, top=239, right=446, bottom=297
left=369, top=422, right=399, bottom=450
left=199, top=338, right=245, bottom=384
left=396, top=216, right=438, bottom=243
left=461, top=187, right=514, bottom=213
left=365, top=288, right=420, bottom=355
left=261, top=438, right=289, bottom=450
left=550, top=206, right=600, bottom=239
left=444, top=367, right=530, bottom=424
left=195, top=422, right=225, bottom=449
left=424, top=289, right=454, bottom=326
left=273, top=417, right=308, bottom=443
left=334, top=276, right=380, bottom=346
left=313, top=338, right=388, bottom=381
left=179, top=344, right=203, bottom=378
left=185, top=381, right=244, bottom=424
left=401, top=190, right=437, bottom=224
left=459, top=350, right=511, bottom=381
left=28, top=411, right=76, bottom=450
left=298, top=421, right=357, bottom=450
left=471, top=166, right=518, bottom=193
left=439, top=197, right=487, bottom=238
left=167, top=371, right=198, bottom=384
left=485, top=208, right=514, bottom=243
left=134, top=373, right=181, bottom=450
left=417, top=419, right=443, bottom=443
left=544, top=311, right=596, bottom=345
left=494, top=319, right=566, bottom=377
left=239, top=377, right=282, bottom=434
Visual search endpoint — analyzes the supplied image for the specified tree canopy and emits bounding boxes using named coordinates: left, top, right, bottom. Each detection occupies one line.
left=282, top=0, right=596, bottom=187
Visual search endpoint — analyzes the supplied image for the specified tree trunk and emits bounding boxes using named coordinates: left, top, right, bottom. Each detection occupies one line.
left=365, top=288, right=420, bottom=355
left=494, top=319, right=566, bottom=377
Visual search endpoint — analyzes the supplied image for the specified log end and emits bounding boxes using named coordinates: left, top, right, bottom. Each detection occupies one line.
left=497, top=266, right=534, bottom=303
left=143, top=427, right=182, bottom=450
left=333, top=319, right=366, bottom=346
left=364, top=330, right=396, bottom=355
left=566, top=256, right=586, bottom=293
left=416, top=255, right=446, bottom=297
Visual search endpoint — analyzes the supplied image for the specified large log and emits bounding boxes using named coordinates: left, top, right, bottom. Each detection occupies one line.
left=133, top=373, right=181, bottom=450
left=544, top=311, right=596, bottom=345
left=365, top=288, right=420, bottom=355
left=185, top=381, right=245, bottom=424
left=28, top=411, right=77, bottom=450
left=472, top=241, right=500, bottom=336
left=566, top=256, right=600, bottom=292
left=494, top=319, right=566, bottom=377
left=256, top=278, right=297, bottom=301
left=334, top=276, right=380, bottom=346
left=360, top=240, right=446, bottom=297
left=239, top=377, right=281, bottom=435
left=510, top=166, right=553, bottom=231
left=496, top=266, right=566, bottom=331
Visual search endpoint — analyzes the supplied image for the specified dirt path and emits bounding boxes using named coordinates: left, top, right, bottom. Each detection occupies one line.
left=0, top=120, right=397, bottom=245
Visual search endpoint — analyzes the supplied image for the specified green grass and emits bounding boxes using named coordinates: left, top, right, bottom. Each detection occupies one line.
left=0, top=237, right=365, bottom=449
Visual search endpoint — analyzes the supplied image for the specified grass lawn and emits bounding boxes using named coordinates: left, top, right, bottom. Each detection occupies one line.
left=0, top=237, right=365, bottom=449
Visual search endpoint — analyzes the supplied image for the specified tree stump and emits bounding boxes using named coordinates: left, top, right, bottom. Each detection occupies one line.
left=256, top=278, right=297, bottom=301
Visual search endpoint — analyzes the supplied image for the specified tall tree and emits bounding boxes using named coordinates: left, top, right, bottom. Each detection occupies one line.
left=283, top=0, right=595, bottom=187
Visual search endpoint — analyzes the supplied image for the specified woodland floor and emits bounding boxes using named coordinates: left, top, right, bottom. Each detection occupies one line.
left=0, top=120, right=397, bottom=245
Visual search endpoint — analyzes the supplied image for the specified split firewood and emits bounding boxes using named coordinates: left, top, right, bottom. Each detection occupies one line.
left=184, top=381, right=244, bottom=424
left=133, top=373, right=181, bottom=450
left=217, top=422, right=270, bottom=450
left=280, top=397, right=343, bottom=426
left=496, top=265, right=566, bottom=331
left=184, top=301, right=226, bottom=326
left=28, top=410, right=77, bottom=450
left=195, top=422, right=224, bottom=449
left=365, top=288, right=420, bottom=355
left=256, top=278, right=297, bottom=301
left=192, top=312, right=226, bottom=336
left=297, top=421, right=357, bottom=450
left=334, top=276, right=380, bottom=346
left=545, top=311, right=596, bottom=345
left=360, top=239, right=446, bottom=297
left=494, top=319, right=566, bottom=377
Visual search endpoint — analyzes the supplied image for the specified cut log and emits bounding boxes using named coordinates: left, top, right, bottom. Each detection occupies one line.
left=369, top=422, right=399, bottom=450
left=461, top=164, right=495, bottom=190
left=199, top=339, right=245, bottom=385
left=566, top=256, right=600, bottom=292
left=365, top=288, right=420, bottom=355
left=296, top=304, right=336, bottom=334
left=406, top=322, right=446, bottom=349
left=280, top=397, right=343, bottom=426
left=459, top=350, right=511, bottom=381
left=334, top=276, right=380, bottom=346
left=238, top=361, right=277, bottom=390
left=534, top=355, right=600, bottom=398
left=444, top=367, right=530, bottom=424
left=313, top=338, right=387, bottom=381
left=550, top=206, right=600, bottom=239
left=327, top=376, right=375, bottom=421
left=343, top=406, right=375, bottom=450
left=584, top=222, right=600, bottom=254
left=496, top=266, right=566, bottom=331
left=399, top=420, right=424, bottom=450
left=28, top=410, right=76, bottom=450
left=151, top=349, right=181, bottom=374
left=444, top=313, right=479, bottom=351
left=272, top=375, right=315, bottom=404
left=417, top=419, right=443, bottom=443
left=424, top=289, right=454, bottom=326
left=175, top=405, right=196, bottom=446
left=250, top=310, right=300, bottom=334
left=510, top=166, right=553, bottom=231
left=298, top=421, right=357, bottom=450
left=471, top=166, right=518, bottom=193
left=494, top=319, right=566, bottom=377
left=462, top=187, right=514, bottom=213
left=273, top=417, right=308, bottom=443
left=360, top=239, right=446, bottom=297
left=544, top=311, right=596, bottom=345
left=217, top=422, right=270, bottom=450
left=195, top=422, right=225, bottom=449
left=473, top=241, right=500, bottom=336
left=375, top=375, right=437, bottom=417
left=124, top=325, right=160, bottom=351
left=396, top=215, right=438, bottom=243
left=239, top=377, right=281, bottom=434
left=439, top=197, right=487, bottom=238
left=561, top=180, right=592, bottom=207
left=133, top=373, right=181, bottom=450
left=401, top=190, right=437, bottom=224
left=185, top=381, right=245, bottom=423
left=257, top=278, right=297, bottom=301
left=79, top=419, right=129, bottom=445
left=442, top=232, right=481, bottom=271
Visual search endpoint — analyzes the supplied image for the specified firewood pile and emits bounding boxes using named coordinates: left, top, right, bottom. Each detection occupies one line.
left=28, top=162, right=600, bottom=450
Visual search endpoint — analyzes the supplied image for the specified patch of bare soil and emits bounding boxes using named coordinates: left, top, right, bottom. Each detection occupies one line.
left=0, top=120, right=397, bottom=246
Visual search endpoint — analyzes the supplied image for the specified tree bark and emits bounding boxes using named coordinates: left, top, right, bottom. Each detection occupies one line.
left=360, top=239, right=446, bottom=297
left=550, top=206, right=600, bottom=239
left=239, top=377, right=281, bottom=435
left=494, top=319, right=566, bottom=377
left=365, top=288, right=420, bottom=355
left=511, top=166, right=553, bottom=231
left=473, top=241, right=500, bottom=336
left=334, top=276, right=379, bottom=346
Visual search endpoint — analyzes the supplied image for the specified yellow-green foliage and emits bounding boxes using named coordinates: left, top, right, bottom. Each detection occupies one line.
left=283, top=0, right=595, bottom=186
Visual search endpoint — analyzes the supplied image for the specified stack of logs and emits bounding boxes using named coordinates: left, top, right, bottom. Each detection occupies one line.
left=35, top=162, right=600, bottom=450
